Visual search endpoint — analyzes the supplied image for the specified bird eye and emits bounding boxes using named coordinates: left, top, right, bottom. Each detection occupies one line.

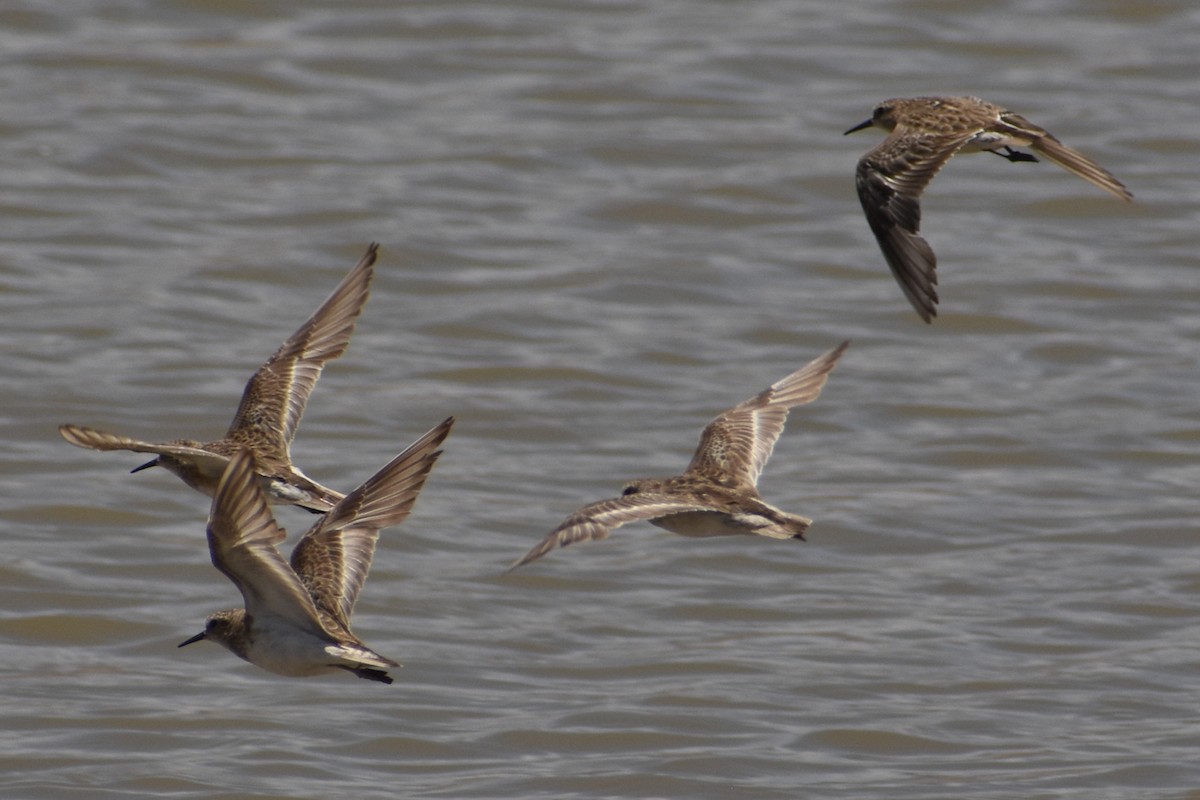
left=622, top=485, right=639, bottom=496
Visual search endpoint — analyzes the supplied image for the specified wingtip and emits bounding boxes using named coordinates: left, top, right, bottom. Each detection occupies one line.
left=58, top=423, right=100, bottom=448
left=507, top=539, right=554, bottom=572
left=505, top=552, right=534, bottom=573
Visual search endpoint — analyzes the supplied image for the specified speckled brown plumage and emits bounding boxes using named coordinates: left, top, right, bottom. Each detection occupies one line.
left=846, top=96, right=1132, bottom=322
left=59, top=243, right=379, bottom=512
left=179, top=416, right=453, bottom=683
left=509, top=343, right=848, bottom=569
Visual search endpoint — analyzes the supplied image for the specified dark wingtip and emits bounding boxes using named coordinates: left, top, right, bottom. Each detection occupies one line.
left=130, top=458, right=158, bottom=474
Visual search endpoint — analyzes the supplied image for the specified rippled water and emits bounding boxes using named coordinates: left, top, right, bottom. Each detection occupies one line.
left=4, top=1, right=1199, bottom=798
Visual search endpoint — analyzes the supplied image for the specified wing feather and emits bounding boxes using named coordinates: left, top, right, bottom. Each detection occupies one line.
left=854, top=130, right=973, bottom=322
left=684, top=342, right=847, bottom=487
left=226, top=243, right=378, bottom=459
left=509, top=493, right=724, bottom=570
left=1005, top=117, right=1133, bottom=202
left=58, top=423, right=230, bottom=472
left=290, top=417, right=453, bottom=627
left=207, top=449, right=329, bottom=637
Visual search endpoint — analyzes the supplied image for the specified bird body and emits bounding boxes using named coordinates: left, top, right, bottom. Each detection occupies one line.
left=846, top=96, right=1131, bottom=322
left=509, top=342, right=846, bottom=569
left=179, top=416, right=454, bottom=684
left=60, top=243, right=380, bottom=511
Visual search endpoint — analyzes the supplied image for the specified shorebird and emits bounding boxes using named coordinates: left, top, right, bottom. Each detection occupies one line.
left=178, top=416, right=453, bottom=684
left=845, top=96, right=1132, bottom=322
left=59, top=243, right=379, bottom=513
left=509, top=342, right=848, bottom=570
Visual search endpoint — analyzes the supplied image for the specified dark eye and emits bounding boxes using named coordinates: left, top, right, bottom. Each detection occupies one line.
left=873, top=104, right=889, bottom=119
left=622, top=485, right=639, bottom=496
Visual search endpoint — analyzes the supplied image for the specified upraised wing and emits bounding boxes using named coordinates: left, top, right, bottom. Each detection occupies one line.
left=226, top=243, right=378, bottom=461
left=684, top=342, right=848, bottom=488
left=290, top=417, right=453, bottom=628
left=207, top=449, right=329, bottom=639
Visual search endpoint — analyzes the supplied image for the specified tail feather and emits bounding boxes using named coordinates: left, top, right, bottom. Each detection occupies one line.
left=754, top=514, right=811, bottom=541
left=339, top=665, right=395, bottom=684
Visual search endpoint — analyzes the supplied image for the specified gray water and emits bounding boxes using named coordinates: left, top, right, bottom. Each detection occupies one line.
left=3, top=1, right=1198, bottom=798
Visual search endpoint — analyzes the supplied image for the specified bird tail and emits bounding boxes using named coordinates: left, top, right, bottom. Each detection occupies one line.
left=755, top=513, right=811, bottom=541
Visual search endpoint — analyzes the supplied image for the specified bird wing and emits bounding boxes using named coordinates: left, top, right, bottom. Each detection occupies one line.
left=290, top=417, right=452, bottom=627
left=225, top=243, right=378, bottom=460
left=509, top=493, right=722, bottom=570
left=855, top=129, right=975, bottom=322
left=996, top=113, right=1133, bottom=202
left=58, top=424, right=229, bottom=470
left=207, top=449, right=329, bottom=638
left=684, top=342, right=848, bottom=487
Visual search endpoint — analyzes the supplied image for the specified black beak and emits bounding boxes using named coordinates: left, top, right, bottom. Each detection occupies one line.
left=130, top=458, right=158, bottom=474
left=178, top=631, right=206, bottom=648
left=844, top=118, right=874, bottom=135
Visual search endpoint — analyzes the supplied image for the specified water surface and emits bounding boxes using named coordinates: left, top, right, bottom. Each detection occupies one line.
left=3, top=1, right=1198, bottom=798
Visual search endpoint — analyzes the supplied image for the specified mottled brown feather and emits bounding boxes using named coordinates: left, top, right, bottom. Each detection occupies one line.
left=686, top=341, right=848, bottom=488
left=59, top=243, right=379, bottom=511
left=510, top=344, right=846, bottom=569
left=847, top=97, right=1132, bottom=322
left=291, top=417, right=453, bottom=628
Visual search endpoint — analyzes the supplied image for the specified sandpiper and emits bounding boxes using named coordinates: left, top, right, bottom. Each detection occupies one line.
left=509, top=342, right=848, bottom=570
left=178, top=416, right=453, bottom=684
left=59, top=243, right=379, bottom=512
left=845, top=96, right=1132, bottom=322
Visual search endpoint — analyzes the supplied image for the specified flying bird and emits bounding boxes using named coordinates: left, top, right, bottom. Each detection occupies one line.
left=179, top=416, right=453, bottom=684
left=60, top=243, right=379, bottom=512
left=845, top=96, right=1132, bottom=322
left=510, top=343, right=848, bottom=569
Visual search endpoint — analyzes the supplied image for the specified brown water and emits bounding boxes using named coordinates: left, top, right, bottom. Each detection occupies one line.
left=3, top=1, right=1198, bottom=798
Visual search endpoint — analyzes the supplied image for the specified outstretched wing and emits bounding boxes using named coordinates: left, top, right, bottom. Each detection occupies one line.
left=684, top=341, right=848, bottom=488
left=854, top=129, right=973, bottom=322
left=207, top=449, right=328, bottom=637
left=58, top=423, right=229, bottom=472
left=509, top=493, right=721, bottom=570
left=996, top=113, right=1133, bottom=202
left=225, top=243, right=378, bottom=460
left=290, top=417, right=453, bottom=627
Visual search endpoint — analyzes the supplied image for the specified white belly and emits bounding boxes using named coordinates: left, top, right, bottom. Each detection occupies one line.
left=244, top=627, right=343, bottom=678
left=652, top=510, right=762, bottom=538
